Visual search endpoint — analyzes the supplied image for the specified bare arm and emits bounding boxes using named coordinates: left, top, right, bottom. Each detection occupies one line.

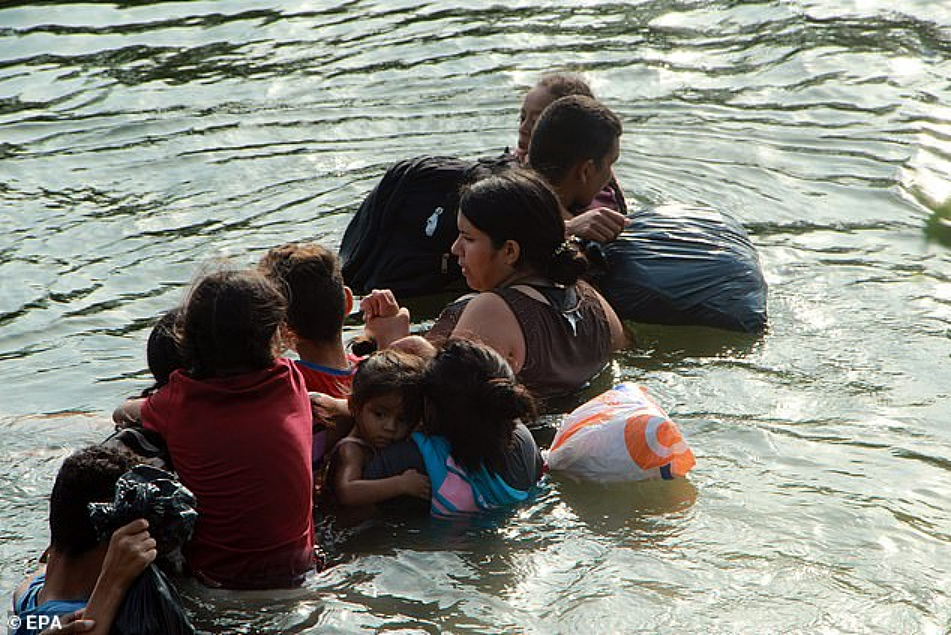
left=389, top=335, right=437, bottom=359
left=112, top=398, right=145, bottom=428
left=595, top=289, right=631, bottom=350
left=39, top=610, right=95, bottom=633
left=310, top=393, right=352, bottom=431
left=80, top=519, right=157, bottom=635
left=333, top=442, right=430, bottom=506
left=310, top=393, right=354, bottom=454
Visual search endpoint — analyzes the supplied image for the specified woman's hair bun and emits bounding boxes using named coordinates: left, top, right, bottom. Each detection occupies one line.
left=547, top=239, right=589, bottom=286
left=482, top=377, right=537, bottom=424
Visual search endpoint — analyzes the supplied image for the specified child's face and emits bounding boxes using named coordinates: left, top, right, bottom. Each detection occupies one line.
left=356, top=393, right=413, bottom=449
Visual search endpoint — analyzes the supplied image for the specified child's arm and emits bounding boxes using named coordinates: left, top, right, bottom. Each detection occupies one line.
left=112, top=397, right=145, bottom=428
left=333, top=442, right=430, bottom=506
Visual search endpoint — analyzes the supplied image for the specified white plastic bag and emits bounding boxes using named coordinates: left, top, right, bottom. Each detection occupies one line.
left=546, top=383, right=695, bottom=482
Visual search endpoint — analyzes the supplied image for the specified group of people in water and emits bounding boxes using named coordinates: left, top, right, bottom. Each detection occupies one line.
left=12, top=73, right=636, bottom=633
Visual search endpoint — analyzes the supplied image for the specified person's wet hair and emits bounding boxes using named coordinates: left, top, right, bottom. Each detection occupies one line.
left=143, top=307, right=184, bottom=396
left=350, top=349, right=426, bottom=426
left=537, top=73, right=594, bottom=100
left=528, top=95, right=622, bottom=184
left=49, top=445, right=137, bottom=558
left=180, top=269, right=286, bottom=378
left=459, top=167, right=588, bottom=286
left=422, top=339, right=536, bottom=473
left=259, top=242, right=347, bottom=344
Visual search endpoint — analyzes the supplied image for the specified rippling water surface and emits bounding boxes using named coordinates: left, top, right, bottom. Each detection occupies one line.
left=2, top=1, right=950, bottom=633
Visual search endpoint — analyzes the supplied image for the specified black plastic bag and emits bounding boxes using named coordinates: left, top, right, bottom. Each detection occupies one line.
left=89, top=465, right=198, bottom=556
left=111, top=564, right=195, bottom=635
left=88, top=465, right=198, bottom=635
left=593, top=203, right=768, bottom=333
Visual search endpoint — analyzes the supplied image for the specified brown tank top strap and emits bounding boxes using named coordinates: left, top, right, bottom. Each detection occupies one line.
left=425, top=294, right=475, bottom=345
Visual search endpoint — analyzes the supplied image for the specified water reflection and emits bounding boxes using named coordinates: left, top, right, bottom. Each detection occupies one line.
left=925, top=199, right=951, bottom=247
left=623, top=322, right=764, bottom=365
left=3, top=0, right=951, bottom=631
left=551, top=476, right=698, bottom=539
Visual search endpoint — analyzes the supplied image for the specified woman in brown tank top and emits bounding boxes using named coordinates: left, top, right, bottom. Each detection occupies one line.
left=364, top=168, right=628, bottom=400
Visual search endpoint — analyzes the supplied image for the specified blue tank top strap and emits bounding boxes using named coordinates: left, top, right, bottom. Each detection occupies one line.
left=16, top=573, right=45, bottom=613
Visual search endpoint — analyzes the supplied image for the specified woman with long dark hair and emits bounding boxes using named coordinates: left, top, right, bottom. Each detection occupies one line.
left=365, top=167, right=627, bottom=400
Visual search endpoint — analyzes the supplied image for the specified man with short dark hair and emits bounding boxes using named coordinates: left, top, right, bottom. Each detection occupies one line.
left=528, top=94, right=628, bottom=244
left=12, top=446, right=156, bottom=635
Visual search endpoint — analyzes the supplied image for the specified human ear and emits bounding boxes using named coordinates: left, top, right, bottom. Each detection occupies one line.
left=278, top=323, right=297, bottom=352
left=502, top=239, right=521, bottom=267
left=343, top=286, right=354, bottom=316
left=579, top=158, right=597, bottom=185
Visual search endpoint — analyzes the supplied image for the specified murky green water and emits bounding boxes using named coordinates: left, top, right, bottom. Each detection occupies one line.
left=2, top=1, right=950, bottom=632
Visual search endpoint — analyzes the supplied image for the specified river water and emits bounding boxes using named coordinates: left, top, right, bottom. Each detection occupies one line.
left=1, top=1, right=950, bottom=633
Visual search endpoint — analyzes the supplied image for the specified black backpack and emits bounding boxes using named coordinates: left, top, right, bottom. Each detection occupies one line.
left=339, top=154, right=515, bottom=297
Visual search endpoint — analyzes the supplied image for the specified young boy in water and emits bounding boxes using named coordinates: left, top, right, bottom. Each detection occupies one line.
left=12, top=446, right=156, bottom=635
left=515, top=75, right=628, bottom=243
left=258, top=242, right=363, bottom=468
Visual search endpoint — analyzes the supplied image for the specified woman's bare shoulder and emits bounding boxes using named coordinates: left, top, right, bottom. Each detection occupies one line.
left=452, top=291, right=525, bottom=371
left=457, top=291, right=517, bottom=322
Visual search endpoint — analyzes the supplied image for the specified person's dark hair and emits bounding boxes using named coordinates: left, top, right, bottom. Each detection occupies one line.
left=350, top=349, right=426, bottom=425
left=459, top=167, right=588, bottom=286
left=49, top=446, right=137, bottom=558
left=142, top=307, right=184, bottom=396
left=422, top=340, right=536, bottom=473
left=528, top=95, right=622, bottom=184
left=180, top=269, right=286, bottom=378
left=537, top=73, right=594, bottom=100
left=259, top=243, right=346, bottom=344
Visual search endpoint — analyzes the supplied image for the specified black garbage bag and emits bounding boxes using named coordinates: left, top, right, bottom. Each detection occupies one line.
left=110, top=564, right=195, bottom=635
left=89, top=465, right=198, bottom=556
left=594, top=203, right=768, bottom=333
left=88, top=465, right=198, bottom=635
